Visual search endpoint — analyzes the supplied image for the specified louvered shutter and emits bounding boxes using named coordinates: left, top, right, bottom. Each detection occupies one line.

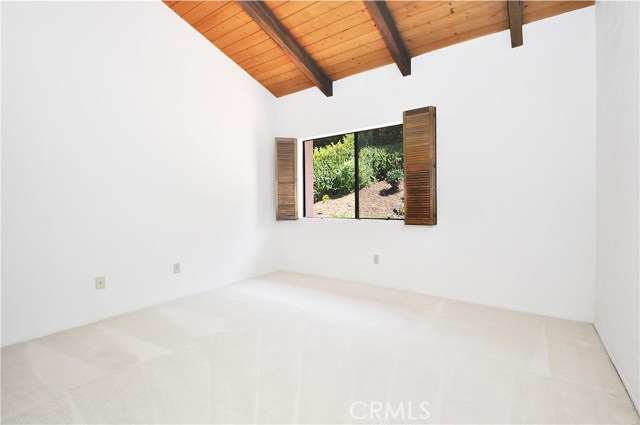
left=275, top=138, right=298, bottom=220
left=403, top=107, right=437, bottom=225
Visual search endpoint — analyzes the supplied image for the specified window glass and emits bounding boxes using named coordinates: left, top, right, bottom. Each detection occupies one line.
left=307, top=133, right=356, bottom=218
left=303, top=124, right=403, bottom=220
left=357, top=125, right=404, bottom=219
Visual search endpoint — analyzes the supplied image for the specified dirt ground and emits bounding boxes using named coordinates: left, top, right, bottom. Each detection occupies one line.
left=312, top=180, right=404, bottom=219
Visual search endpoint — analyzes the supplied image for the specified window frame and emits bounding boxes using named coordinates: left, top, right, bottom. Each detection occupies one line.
left=302, top=124, right=404, bottom=221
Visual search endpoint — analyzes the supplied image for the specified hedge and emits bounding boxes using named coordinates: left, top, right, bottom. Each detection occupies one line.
left=312, top=134, right=403, bottom=201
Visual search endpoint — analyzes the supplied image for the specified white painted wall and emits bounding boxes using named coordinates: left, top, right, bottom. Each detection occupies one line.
left=0, top=1, right=4, bottom=350
left=1, top=1, right=279, bottom=346
left=594, top=0, right=640, bottom=410
left=275, top=8, right=597, bottom=322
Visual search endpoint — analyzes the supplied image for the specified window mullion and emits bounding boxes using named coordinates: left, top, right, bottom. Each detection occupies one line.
left=354, top=132, right=360, bottom=219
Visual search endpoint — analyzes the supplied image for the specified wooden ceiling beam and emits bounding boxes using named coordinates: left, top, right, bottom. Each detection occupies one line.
left=238, top=1, right=333, bottom=97
left=363, top=0, right=411, bottom=76
left=507, top=0, right=524, bottom=48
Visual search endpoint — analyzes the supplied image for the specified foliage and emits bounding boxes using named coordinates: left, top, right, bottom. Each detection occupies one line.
left=331, top=212, right=356, bottom=219
left=312, top=134, right=356, bottom=201
left=365, top=213, right=389, bottom=219
left=359, top=145, right=403, bottom=181
left=386, top=168, right=404, bottom=188
left=312, top=134, right=354, bottom=201
left=364, top=212, right=402, bottom=219
left=312, top=132, right=404, bottom=201
left=357, top=125, right=402, bottom=147
left=358, top=161, right=376, bottom=189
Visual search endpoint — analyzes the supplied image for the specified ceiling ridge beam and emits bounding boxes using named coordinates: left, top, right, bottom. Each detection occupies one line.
left=238, top=1, right=333, bottom=97
left=507, top=0, right=524, bottom=48
left=363, top=0, right=411, bottom=77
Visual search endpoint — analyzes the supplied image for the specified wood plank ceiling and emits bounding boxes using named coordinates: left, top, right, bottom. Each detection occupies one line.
left=164, top=1, right=595, bottom=98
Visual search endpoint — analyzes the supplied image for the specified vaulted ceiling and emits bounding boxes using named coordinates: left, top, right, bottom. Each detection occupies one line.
left=163, top=1, right=595, bottom=98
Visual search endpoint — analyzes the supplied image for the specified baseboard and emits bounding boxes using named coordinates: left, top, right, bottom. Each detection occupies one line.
left=593, top=323, right=640, bottom=415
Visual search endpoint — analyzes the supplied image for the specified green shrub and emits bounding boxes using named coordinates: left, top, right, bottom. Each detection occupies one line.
left=336, top=160, right=355, bottom=192
left=359, top=144, right=403, bottom=181
left=312, top=134, right=355, bottom=201
left=312, top=134, right=403, bottom=201
left=358, top=162, right=375, bottom=189
left=386, top=168, right=404, bottom=188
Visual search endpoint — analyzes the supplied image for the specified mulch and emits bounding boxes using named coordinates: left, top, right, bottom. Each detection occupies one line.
left=312, top=180, right=404, bottom=219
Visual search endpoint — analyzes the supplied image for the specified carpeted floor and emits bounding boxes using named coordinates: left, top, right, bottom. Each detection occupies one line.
left=2, top=272, right=638, bottom=424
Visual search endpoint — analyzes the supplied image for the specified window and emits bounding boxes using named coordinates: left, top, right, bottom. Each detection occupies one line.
left=281, top=106, right=436, bottom=225
left=303, top=124, right=404, bottom=220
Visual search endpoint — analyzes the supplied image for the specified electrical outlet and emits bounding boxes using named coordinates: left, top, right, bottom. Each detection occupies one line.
left=173, top=263, right=181, bottom=274
left=373, top=254, right=380, bottom=265
left=95, top=276, right=106, bottom=290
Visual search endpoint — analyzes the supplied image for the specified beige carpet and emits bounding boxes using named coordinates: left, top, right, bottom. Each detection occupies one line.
left=2, top=272, right=638, bottom=424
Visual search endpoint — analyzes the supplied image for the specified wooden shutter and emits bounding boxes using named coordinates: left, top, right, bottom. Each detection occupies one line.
left=303, top=140, right=315, bottom=217
left=275, top=138, right=298, bottom=220
left=403, top=106, right=437, bottom=225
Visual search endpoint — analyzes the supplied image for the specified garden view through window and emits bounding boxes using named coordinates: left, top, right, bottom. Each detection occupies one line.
left=303, top=124, right=404, bottom=219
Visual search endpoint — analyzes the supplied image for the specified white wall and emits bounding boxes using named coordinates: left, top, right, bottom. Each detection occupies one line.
left=1, top=1, right=279, bottom=346
left=275, top=8, right=597, bottom=322
left=594, top=0, right=640, bottom=410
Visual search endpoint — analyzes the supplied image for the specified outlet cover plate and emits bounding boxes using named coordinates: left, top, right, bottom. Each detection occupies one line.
left=95, top=276, right=106, bottom=290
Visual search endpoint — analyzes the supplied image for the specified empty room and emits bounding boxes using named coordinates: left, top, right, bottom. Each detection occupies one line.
left=1, top=0, right=639, bottom=424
